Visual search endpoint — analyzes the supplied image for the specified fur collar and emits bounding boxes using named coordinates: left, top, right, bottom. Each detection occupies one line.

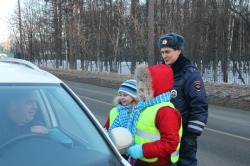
left=135, top=64, right=174, bottom=101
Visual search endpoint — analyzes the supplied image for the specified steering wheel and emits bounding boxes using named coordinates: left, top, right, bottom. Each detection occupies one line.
left=0, top=133, right=49, bottom=156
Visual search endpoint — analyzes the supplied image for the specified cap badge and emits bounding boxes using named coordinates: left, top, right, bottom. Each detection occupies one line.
left=162, top=39, right=168, bottom=45
left=171, top=90, right=177, bottom=98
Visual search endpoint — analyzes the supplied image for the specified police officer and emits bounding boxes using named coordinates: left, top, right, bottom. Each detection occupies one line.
left=158, top=32, right=208, bottom=166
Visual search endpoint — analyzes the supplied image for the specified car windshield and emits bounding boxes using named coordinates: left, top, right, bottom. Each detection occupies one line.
left=0, top=84, right=121, bottom=166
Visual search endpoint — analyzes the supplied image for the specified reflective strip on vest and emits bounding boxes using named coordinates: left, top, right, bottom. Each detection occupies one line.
left=171, top=123, right=182, bottom=163
left=134, top=102, right=182, bottom=163
left=136, top=128, right=160, bottom=141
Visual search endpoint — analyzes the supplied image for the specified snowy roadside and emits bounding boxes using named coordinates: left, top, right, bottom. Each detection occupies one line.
left=41, top=67, right=250, bottom=111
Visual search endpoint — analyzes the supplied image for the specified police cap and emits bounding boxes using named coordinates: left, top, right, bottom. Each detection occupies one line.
left=158, top=32, right=185, bottom=50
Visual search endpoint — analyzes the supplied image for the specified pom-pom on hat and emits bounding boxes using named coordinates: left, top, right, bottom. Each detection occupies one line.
left=118, top=79, right=137, bottom=99
left=158, top=32, right=185, bottom=50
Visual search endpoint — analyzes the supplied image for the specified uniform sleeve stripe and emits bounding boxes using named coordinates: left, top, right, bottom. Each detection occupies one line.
left=189, top=120, right=205, bottom=127
left=188, top=124, right=203, bottom=131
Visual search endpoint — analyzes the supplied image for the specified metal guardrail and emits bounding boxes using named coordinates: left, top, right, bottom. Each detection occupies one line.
left=0, top=58, right=45, bottom=74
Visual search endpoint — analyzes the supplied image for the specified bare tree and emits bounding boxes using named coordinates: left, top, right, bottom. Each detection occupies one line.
left=18, top=0, right=24, bottom=59
left=53, top=0, right=59, bottom=68
left=6, top=0, right=250, bottom=84
left=148, top=0, right=154, bottom=66
left=68, top=0, right=75, bottom=69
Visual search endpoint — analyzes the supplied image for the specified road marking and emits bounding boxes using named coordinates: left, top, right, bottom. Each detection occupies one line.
left=78, top=95, right=250, bottom=142
left=72, top=87, right=114, bottom=96
left=78, top=95, right=113, bottom=106
left=205, top=128, right=250, bottom=141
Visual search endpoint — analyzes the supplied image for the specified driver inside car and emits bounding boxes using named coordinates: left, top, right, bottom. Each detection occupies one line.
left=0, top=89, right=48, bottom=145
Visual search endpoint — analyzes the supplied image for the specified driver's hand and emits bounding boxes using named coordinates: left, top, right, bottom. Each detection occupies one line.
left=31, top=126, right=49, bottom=134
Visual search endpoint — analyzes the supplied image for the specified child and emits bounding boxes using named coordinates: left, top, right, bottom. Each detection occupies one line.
left=104, top=79, right=138, bottom=131
left=126, top=64, right=182, bottom=166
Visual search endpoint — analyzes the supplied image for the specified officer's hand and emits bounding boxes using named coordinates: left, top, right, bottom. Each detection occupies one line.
left=181, top=133, right=198, bottom=153
left=31, top=126, right=48, bottom=134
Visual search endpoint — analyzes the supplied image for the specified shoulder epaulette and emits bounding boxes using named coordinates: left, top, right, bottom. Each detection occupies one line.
left=186, top=66, right=197, bottom=73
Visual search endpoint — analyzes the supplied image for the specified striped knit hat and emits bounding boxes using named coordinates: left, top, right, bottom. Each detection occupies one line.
left=118, top=79, right=137, bottom=99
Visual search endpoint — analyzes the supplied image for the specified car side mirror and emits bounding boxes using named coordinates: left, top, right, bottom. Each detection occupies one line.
left=110, top=127, right=132, bottom=154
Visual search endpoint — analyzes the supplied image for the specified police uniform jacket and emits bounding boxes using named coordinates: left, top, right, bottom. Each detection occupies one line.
left=167, top=53, right=208, bottom=136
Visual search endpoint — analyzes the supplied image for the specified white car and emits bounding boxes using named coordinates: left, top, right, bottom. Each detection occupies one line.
left=0, top=58, right=131, bottom=166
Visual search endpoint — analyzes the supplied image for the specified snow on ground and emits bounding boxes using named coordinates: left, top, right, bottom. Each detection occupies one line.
left=204, top=81, right=250, bottom=111
left=41, top=65, right=250, bottom=111
left=38, top=59, right=250, bottom=84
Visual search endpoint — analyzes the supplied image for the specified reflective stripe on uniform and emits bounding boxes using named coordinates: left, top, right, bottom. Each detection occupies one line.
left=189, top=120, right=205, bottom=126
left=188, top=124, right=203, bottom=131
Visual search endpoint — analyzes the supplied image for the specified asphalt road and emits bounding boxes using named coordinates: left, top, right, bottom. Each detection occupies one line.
left=64, top=80, right=250, bottom=166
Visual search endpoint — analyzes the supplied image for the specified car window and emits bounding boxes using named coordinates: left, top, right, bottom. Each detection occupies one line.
left=0, top=84, right=122, bottom=166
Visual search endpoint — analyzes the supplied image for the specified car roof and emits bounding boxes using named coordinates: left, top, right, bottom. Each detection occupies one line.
left=0, top=58, right=62, bottom=83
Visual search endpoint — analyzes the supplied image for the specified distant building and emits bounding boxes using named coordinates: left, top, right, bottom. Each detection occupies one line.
left=0, top=51, right=14, bottom=58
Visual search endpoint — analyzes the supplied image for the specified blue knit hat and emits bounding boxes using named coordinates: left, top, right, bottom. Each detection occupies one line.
left=158, top=32, right=185, bottom=50
left=118, top=79, right=137, bottom=99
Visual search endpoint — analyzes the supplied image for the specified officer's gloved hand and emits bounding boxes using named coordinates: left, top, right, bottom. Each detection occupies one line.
left=126, top=144, right=144, bottom=159
left=181, top=133, right=198, bottom=153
